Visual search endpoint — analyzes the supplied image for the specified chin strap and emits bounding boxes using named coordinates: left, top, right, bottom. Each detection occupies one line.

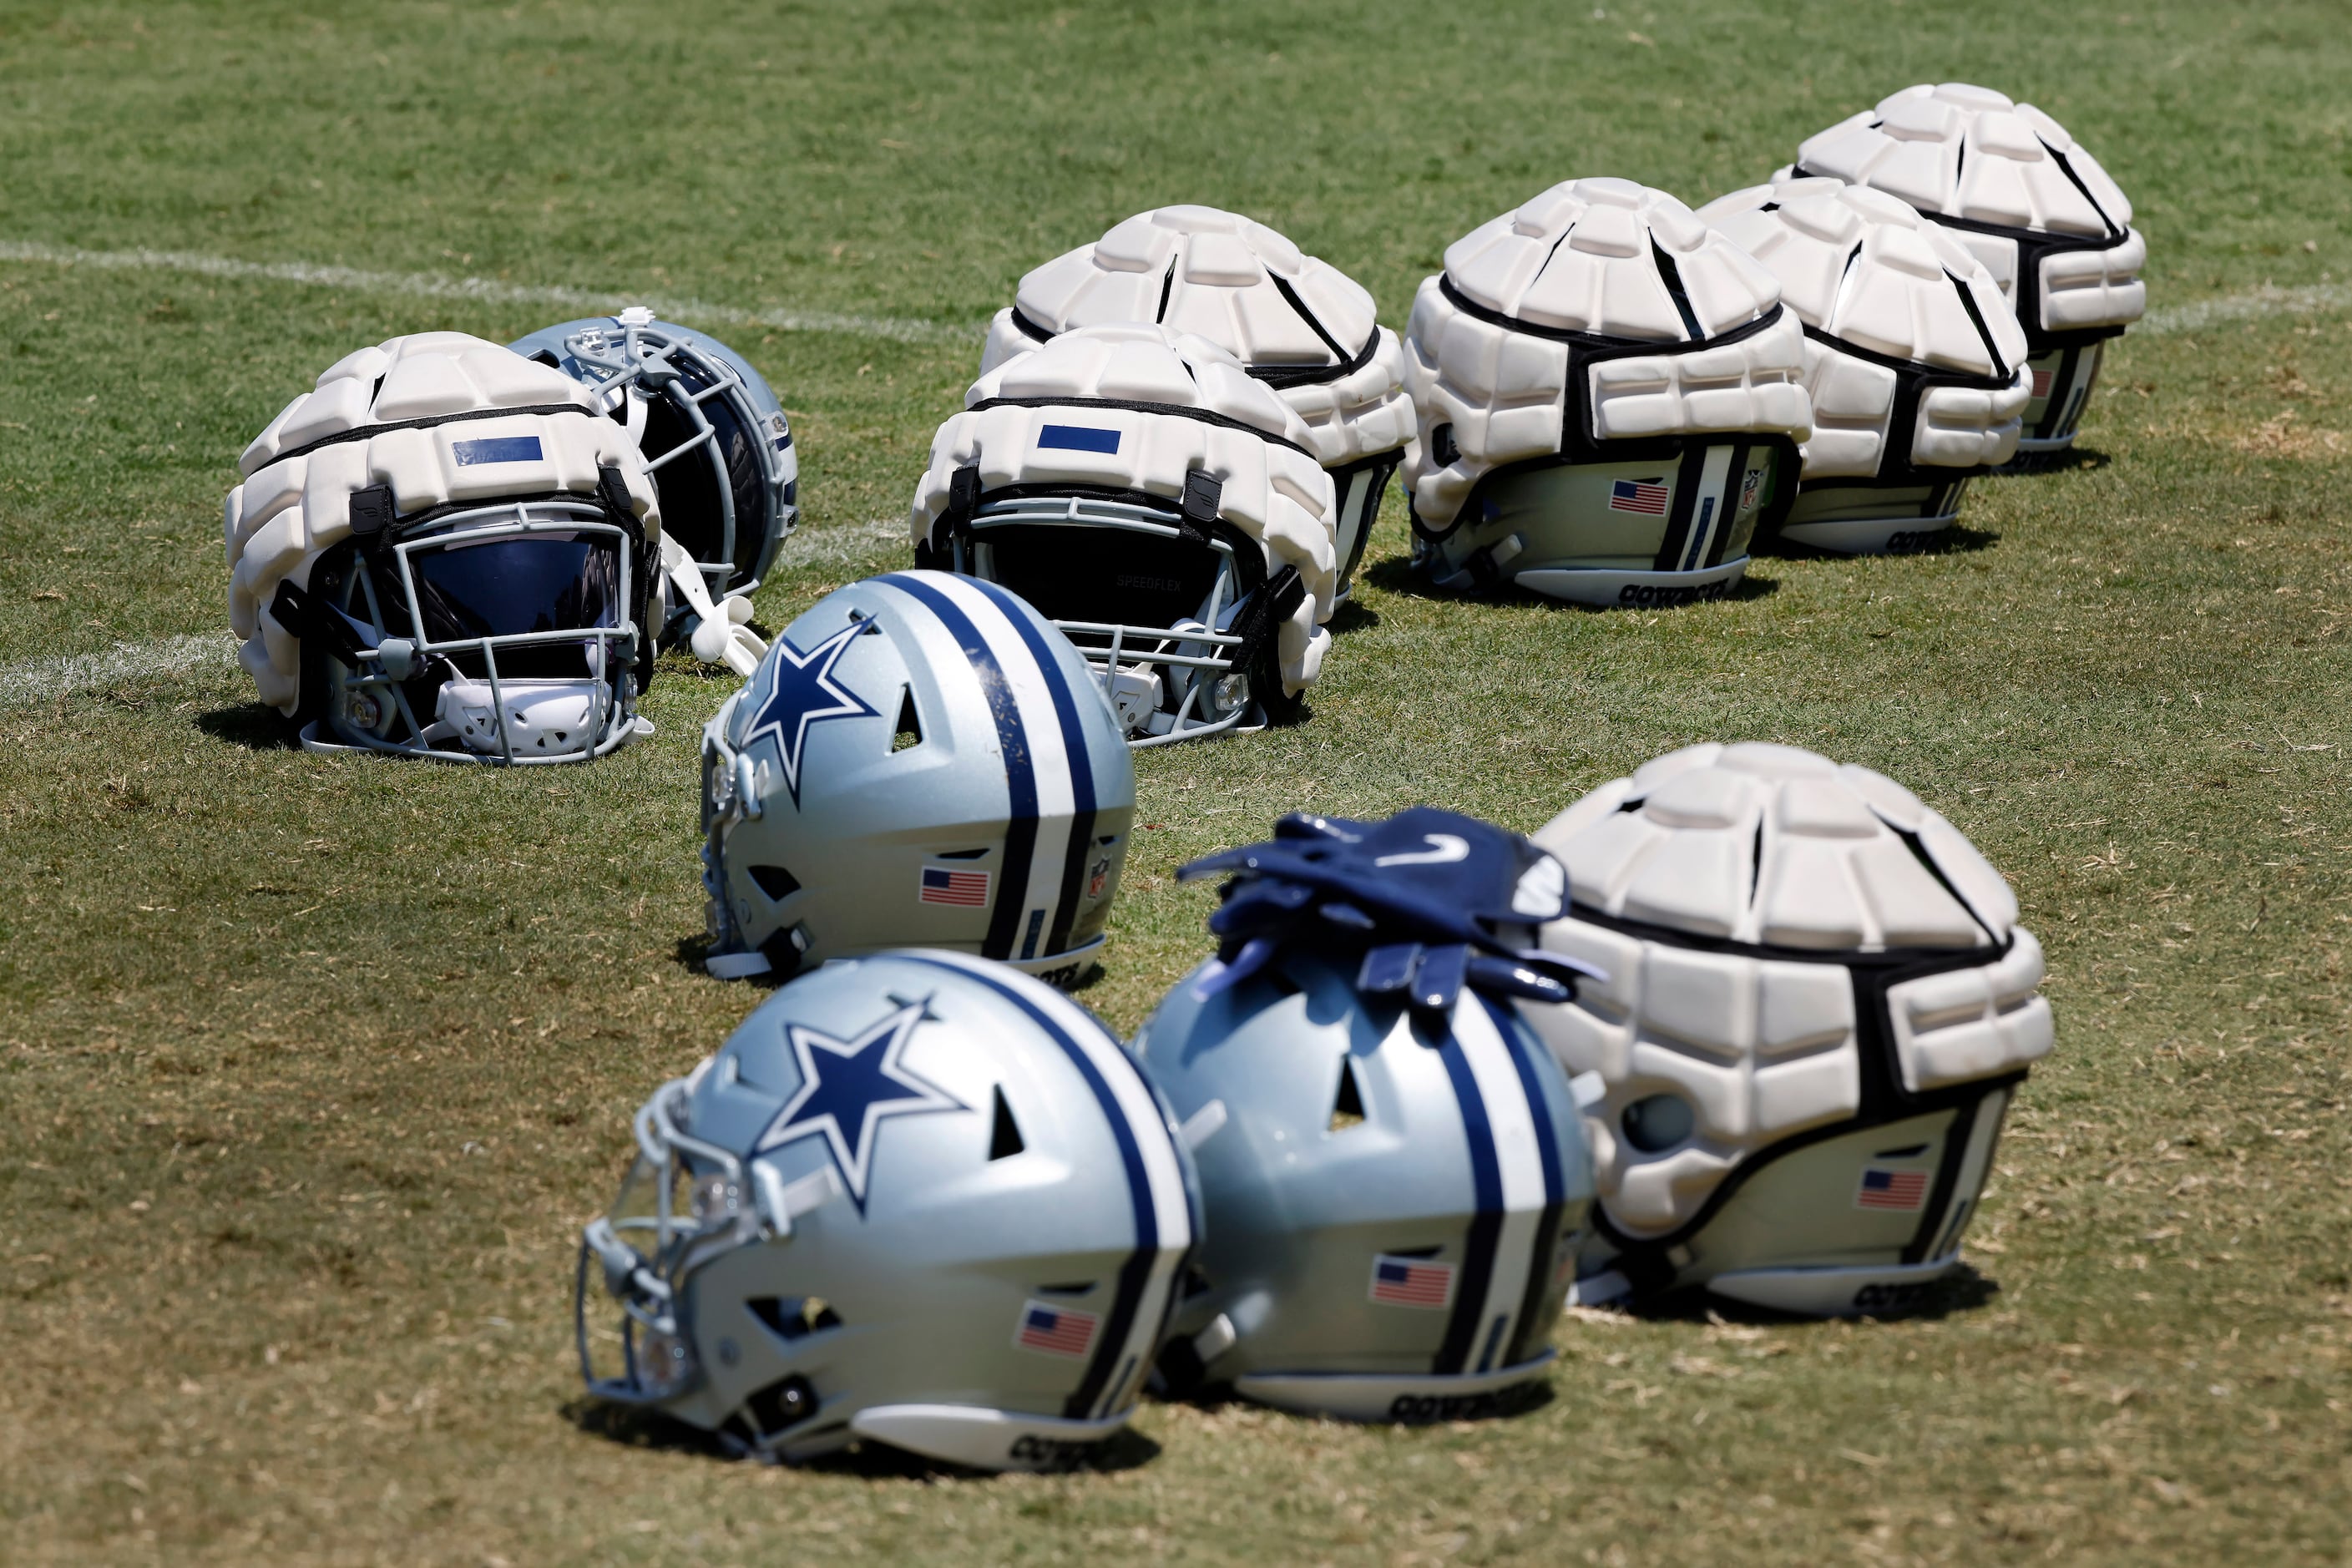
left=660, top=534, right=767, bottom=678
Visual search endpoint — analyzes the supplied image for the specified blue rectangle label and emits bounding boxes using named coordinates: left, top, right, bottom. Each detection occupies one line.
left=1037, top=424, right=1120, bottom=455
left=452, top=435, right=544, bottom=466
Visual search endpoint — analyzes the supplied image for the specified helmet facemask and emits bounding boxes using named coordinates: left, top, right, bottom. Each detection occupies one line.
left=513, top=311, right=792, bottom=675
left=275, top=480, right=650, bottom=764
left=927, top=468, right=1308, bottom=745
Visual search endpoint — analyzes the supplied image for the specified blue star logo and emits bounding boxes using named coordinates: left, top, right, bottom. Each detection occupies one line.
left=752, top=1003, right=965, bottom=1209
left=739, top=620, right=878, bottom=808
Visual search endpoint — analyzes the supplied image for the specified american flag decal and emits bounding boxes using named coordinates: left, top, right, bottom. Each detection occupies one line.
left=1856, top=1166, right=1931, bottom=1211
left=1609, top=478, right=1670, bottom=515
left=919, top=866, right=990, bottom=907
left=2031, top=368, right=2054, bottom=400
left=1368, top=1254, right=1455, bottom=1308
left=1015, top=1301, right=1099, bottom=1358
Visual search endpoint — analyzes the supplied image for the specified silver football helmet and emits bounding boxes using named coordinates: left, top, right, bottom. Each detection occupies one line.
left=979, top=205, right=1416, bottom=601
left=1785, top=83, right=2146, bottom=457
left=225, top=331, right=663, bottom=763
left=576, top=949, right=1199, bottom=1469
left=913, top=322, right=1340, bottom=746
left=513, top=308, right=796, bottom=672
left=1697, top=178, right=2035, bottom=554
left=1402, top=178, right=1813, bottom=607
left=1134, top=809, right=1597, bottom=1422
left=701, top=570, right=1134, bottom=989
left=1520, top=743, right=2053, bottom=1317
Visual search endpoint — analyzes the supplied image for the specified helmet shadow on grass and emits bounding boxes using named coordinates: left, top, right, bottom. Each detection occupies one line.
left=1357, top=555, right=1782, bottom=611
left=561, top=1397, right=1161, bottom=1476
left=1992, top=444, right=2112, bottom=477
left=195, top=702, right=302, bottom=752
left=1608, top=1262, right=2002, bottom=1328
left=667, top=933, right=1105, bottom=996
left=1152, top=1378, right=1555, bottom=1425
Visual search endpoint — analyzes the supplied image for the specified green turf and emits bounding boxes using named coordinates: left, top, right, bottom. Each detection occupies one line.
left=3, top=1, right=2349, bottom=1562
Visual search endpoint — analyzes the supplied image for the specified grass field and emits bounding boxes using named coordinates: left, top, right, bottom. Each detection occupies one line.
left=3, top=1, right=2350, bottom=1562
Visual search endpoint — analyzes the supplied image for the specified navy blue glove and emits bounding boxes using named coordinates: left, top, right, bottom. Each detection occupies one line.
left=1178, top=807, right=1603, bottom=1016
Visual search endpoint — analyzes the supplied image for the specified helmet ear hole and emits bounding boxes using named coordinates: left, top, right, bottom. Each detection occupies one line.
left=747, top=864, right=801, bottom=903
left=1621, top=1093, right=1696, bottom=1153
left=1328, top=1056, right=1367, bottom=1132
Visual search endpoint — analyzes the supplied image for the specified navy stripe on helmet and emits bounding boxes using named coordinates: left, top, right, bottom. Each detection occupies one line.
left=958, top=576, right=1101, bottom=960
left=1432, top=1022, right=1505, bottom=1377
left=878, top=574, right=1038, bottom=961
left=894, top=953, right=1161, bottom=1421
left=1485, top=994, right=1570, bottom=1369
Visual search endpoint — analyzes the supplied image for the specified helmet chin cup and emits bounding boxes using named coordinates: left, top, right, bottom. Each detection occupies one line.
left=432, top=677, right=604, bottom=759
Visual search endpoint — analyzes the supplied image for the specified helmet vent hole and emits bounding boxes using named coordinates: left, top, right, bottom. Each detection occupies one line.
left=988, top=1085, right=1025, bottom=1161
left=893, top=686, right=923, bottom=752
left=1431, top=422, right=1459, bottom=467
left=1874, top=1143, right=1930, bottom=1160
left=746, top=1297, right=841, bottom=1343
left=748, top=863, right=801, bottom=902
left=1328, top=1057, right=1367, bottom=1133
left=1621, top=1093, right=1696, bottom=1154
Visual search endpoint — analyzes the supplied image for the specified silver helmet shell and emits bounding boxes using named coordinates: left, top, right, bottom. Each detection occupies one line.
left=1697, top=178, right=2034, bottom=554
left=701, top=571, right=1134, bottom=989
left=225, top=331, right=663, bottom=763
left=1133, top=808, right=1597, bottom=1422
left=511, top=308, right=797, bottom=631
left=576, top=950, right=1198, bottom=1469
left=913, top=323, right=1339, bottom=746
left=1402, top=177, right=1813, bottom=608
left=1784, top=83, right=2146, bottom=455
left=980, top=205, right=1414, bottom=601
left=1520, top=743, right=2053, bottom=1316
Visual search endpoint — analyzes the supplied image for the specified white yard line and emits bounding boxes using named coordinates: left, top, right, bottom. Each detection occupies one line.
left=2139, top=282, right=2351, bottom=336
left=0, top=238, right=982, bottom=346
left=0, top=633, right=239, bottom=708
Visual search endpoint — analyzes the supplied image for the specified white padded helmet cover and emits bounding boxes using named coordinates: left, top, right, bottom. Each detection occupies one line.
left=1788, top=83, right=2145, bottom=335
left=1697, top=179, right=2033, bottom=477
left=1401, top=178, right=1812, bottom=534
left=979, top=205, right=1414, bottom=473
left=223, top=332, right=662, bottom=715
left=912, top=323, right=1339, bottom=696
left=1525, top=742, right=2051, bottom=1237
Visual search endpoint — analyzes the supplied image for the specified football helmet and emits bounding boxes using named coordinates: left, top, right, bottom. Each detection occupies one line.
left=1133, top=808, right=1598, bottom=1422
left=512, top=308, right=795, bottom=674
left=1402, top=177, right=1813, bottom=608
left=700, top=570, right=1134, bottom=988
left=1697, top=178, right=2034, bottom=554
left=225, top=331, right=662, bottom=763
left=1520, top=743, right=2053, bottom=1317
left=1785, top=83, right=2146, bottom=456
left=979, top=205, right=1414, bottom=601
left=576, top=949, right=1198, bottom=1469
left=913, top=322, right=1339, bottom=746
